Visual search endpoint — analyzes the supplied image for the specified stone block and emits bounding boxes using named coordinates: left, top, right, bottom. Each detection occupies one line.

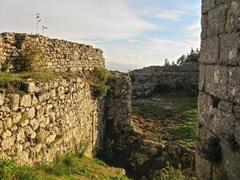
left=198, top=92, right=214, bottom=127
left=228, top=67, right=240, bottom=103
left=8, top=94, right=20, bottom=111
left=218, top=100, right=233, bottom=113
left=220, top=33, right=240, bottom=65
left=195, top=154, right=212, bottom=180
left=28, top=107, right=36, bottom=119
left=2, top=136, right=15, bottom=150
left=225, top=1, right=240, bottom=33
left=207, top=4, right=227, bottom=37
left=199, top=65, right=206, bottom=91
left=200, top=36, right=219, bottom=64
left=220, top=143, right=240, bottom=180
left=201, top=14, right=208, bottom=40
left=205, top=65, right=228, bottom=99
left=0, top=93, right=4, bottom=106
left=202, top=0, right=215, bottom=14
left=212, top=109, right=236, bottom=140
left=20, top=95, right=32, bottom=107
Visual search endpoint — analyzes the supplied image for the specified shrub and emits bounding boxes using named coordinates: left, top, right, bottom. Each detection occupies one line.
left=0, top=159, right=16, bottom=179
left=0, top=159, right=36, bottom=180
left=13, top=48, right=44, bottom=73
left=90, top=67, right=110, bottom=97
left=203, top=136, right=222, bottom=163
left=2, top=47, right=44, bottom=73
left=159, top=162, right=185, bottom=180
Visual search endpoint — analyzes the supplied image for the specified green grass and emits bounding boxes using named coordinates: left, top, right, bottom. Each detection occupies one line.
left=133, top=92, right=198, bottom=150
left=165, top=109, right=197, bottom=149
left=0, top=154, right=128, bottom=180
left=0, top=71, right=75, bottom=90
left=133, top=92, right=197, bottom=119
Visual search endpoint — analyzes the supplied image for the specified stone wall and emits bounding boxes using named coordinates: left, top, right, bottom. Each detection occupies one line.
left=0, top=33, right=104, bottom=72
left=130, top=62, right=199, bottom=97
left=105, top=72, right=132, bottom=133
left=101, top=72, right=195, bottom=179
left=0, top=76, right=105, bottom=164
left=197, top=0, right=240, bottom=179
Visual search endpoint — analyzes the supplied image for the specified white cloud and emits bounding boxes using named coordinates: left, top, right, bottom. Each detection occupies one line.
left=186, top=22, right=201, bottom=39
left=154, top=10, right=185, bottom=20
left=0, top=0, right=158, bottom=41
left=100, top=36, right=200, bottom=70
left=0, top=0, right=201, bottom=71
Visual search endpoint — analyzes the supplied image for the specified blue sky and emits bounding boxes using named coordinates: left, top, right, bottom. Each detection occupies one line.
left=0, top=0, right=201, bottom=71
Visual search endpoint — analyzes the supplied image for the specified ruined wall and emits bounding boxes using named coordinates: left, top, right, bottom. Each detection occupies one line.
left=105, top=72, right=132, bottom=132
left=197, top=0, right=240, bottom=179
left=0, top=76, right=105, bottom=164
left=0, top=36, right=4, bottom=66
left=0, top=33, right=104, bottom=72
left=130, top=62, right=199, bottom=97
left=101, top=72, right=194, bottom=179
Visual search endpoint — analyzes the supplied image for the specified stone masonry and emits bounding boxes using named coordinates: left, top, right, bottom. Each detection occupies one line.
left=130, top=62, right=199, bottom=97
left=0, top=33, right=105, bottom=72
left=0, top=76, right=105, bottom=164
left=0, top=33, right=133, bottom=165
left=197, top=0, right=240, bottom=179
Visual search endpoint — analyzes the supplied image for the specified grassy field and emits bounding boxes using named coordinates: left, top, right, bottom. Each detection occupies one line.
left=0, top=154, right=128, bottom=180
left=132, top=93, right=198, bottom=149
left=0, top=71, right=75, bottom=87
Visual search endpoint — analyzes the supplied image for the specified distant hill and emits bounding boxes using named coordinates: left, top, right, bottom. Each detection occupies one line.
left=106, top=61, right=141, bottom=72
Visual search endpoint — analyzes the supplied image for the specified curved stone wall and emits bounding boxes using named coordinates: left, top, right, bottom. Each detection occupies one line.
left=0, top=76, right=105, bottom=164
left=0, top=33, right=105, bottom=72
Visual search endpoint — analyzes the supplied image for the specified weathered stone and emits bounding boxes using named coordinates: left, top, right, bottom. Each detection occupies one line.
left=25, top=82, right=36, bottom=93
left=17, top=128, right=25, bottom=143
left=2, top=136, right=15, bottom=150
left=198, top=1, right=240, bottom=179
left=218, top=100, right=233, bottom=114
left=46, top=133, right=57, bottom=145
left=207, top=4, right=227, bottom=37
left=201, top=14, right=208, bottom=40
left=2, top=130, right=12, bottom=139
left=198, top=93, right=214, bottom=127
left=20, top=95, right=31, bottom=107
left=195, top=154, right=212, bottom=180
left=24, top=126, right=36, bottom=139
left=31, top=95, right=38, bottom=105
left=0, top=33, right=104, bottom=73
left=0, top=93, right=4, bottom=106
left=29, top=118, right=40, bottom=131
left=37, top=130, right=50, bottom=143
left=200, top=36, right=219, bottom=64
left=220, top=33, right=240, bottom=65
left=8, top=94, right=20, bottom=111
left=130, top=63, right=198, bottom=97
left=202, top=0, right=215, bottom=14
left=27, top=107, right=35, bottom=119
left=199, top=64, right=206, bottom=91
left=12, top=113, right=22, bottom=124
left=205, top=65, right=228, bottom=99
left=220, top=143, right=240, bottom=180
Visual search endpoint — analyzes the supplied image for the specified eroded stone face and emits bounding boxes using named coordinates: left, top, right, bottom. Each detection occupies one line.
left=0, top=33, right=105, bottom=73
left=0, top=93, right=4, bottom=106
left=198, top=0, right=240, bottom=179
left=0, top=76, right=107, bottom=164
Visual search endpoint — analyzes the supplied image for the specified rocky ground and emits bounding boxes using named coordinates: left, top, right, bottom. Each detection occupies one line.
left=102, top=92, right=198, bottom=180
